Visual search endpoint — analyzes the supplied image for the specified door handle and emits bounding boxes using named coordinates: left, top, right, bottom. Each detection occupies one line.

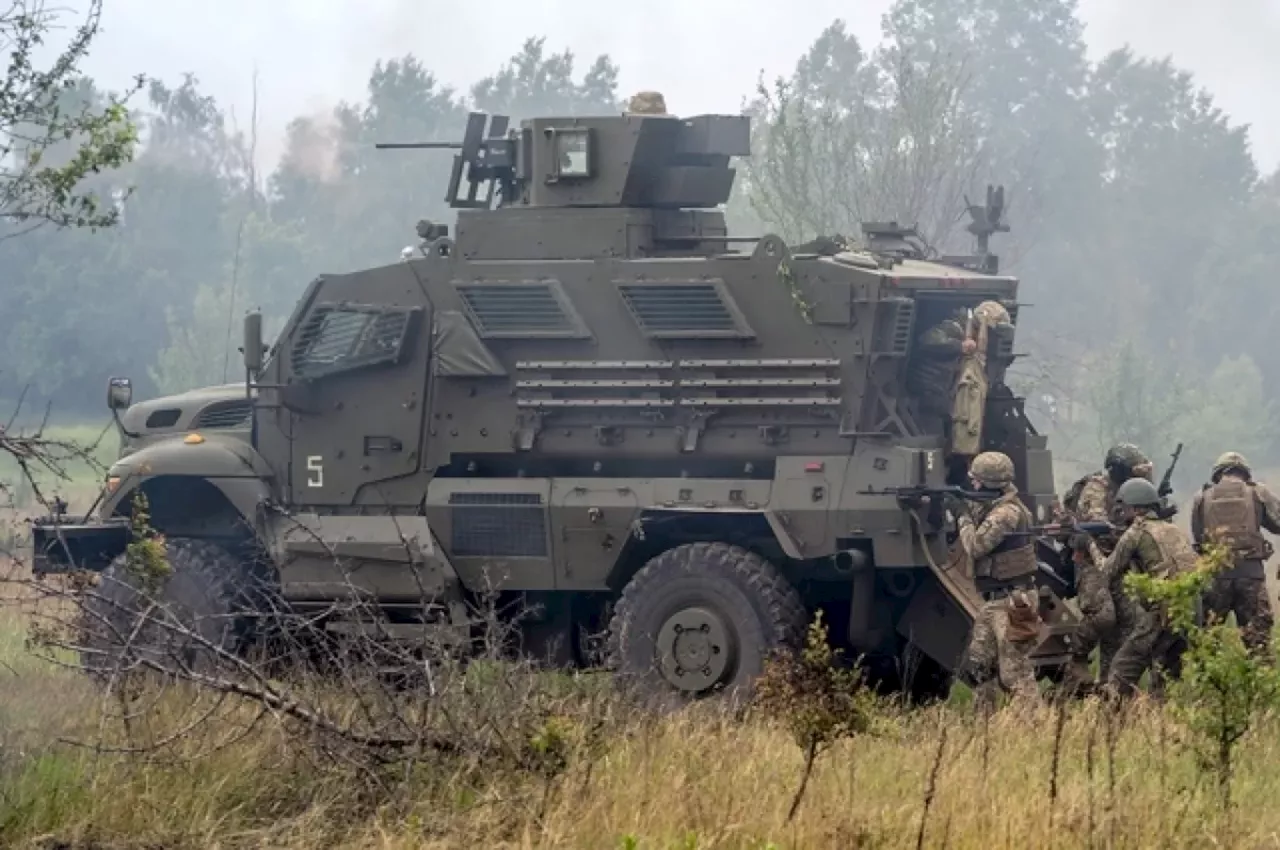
left=363, top=436, right=403, bottom=455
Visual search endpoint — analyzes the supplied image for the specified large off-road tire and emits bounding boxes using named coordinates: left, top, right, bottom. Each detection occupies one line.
left=79, top=537, right=271, bottom=681
left=607, top=542, right=806, bottom=703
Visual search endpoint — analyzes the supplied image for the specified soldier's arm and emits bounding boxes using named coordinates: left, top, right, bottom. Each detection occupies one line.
left=1190, top=490, right=1205, bottom=544
left=1090, top=524, right=1142, bottom=581
left=918, top=326, right=965, bottom=356
left=958, top=504, right=1019, bottom=560
left=1253, top=483, right=1280, bottom=534
left=1075, top=479, right=1110, bottom=522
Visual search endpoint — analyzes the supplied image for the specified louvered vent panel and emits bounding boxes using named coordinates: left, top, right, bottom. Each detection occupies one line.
left=618, top=283, right=751, bottom=338
left=456, top=283, right=584, bottom=338
left=191, top=399, right=253, bottom=429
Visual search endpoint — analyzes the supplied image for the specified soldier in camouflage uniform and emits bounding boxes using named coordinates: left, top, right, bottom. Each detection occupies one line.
left=951, top=451, right=1042, bottom=709
left=1086, top=477, right=1197, bottom=698
left=1062, top=443, right=1154, bottom=689
left=906, top=308, right=972, bottom=432
left=1191, top=451, right=1280, bottom=660
left=950, top=301, right=1014, bottom=458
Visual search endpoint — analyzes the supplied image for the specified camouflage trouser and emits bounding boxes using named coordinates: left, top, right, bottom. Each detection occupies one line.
left=962, top=590, right=1041, bottom=710
left=1071, top=561, right=1120, bottom=683
left=1106, top=605, right=1185, bottom=698
left=1204, top=573, right=1274, bottom=661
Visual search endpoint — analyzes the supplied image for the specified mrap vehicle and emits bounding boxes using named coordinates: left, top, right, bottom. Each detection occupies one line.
left=32, top=102, right=1076, bottom=700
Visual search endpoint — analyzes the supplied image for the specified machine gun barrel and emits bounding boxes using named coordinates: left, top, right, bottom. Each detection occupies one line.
left=375, top=142, right=465, bottom=149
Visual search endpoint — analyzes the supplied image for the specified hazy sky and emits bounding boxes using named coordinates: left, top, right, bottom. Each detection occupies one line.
left=71, top=0, right=1280, bottom=172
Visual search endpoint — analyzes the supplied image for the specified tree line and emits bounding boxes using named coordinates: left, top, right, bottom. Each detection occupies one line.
left=2, top=0, right=1276, bottom=490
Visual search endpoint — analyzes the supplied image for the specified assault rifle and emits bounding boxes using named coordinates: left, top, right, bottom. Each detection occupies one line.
left=1021, top=520, right=1116, bottom=539
left=860, top=485, right=1003, bottom=506
left=1156, top=441, right=1183, bottom=519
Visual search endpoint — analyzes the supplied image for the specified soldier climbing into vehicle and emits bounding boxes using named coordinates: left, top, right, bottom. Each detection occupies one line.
left=906, top=301, right=1013, bottom=455
left=906, top=308, right=973, bottom=434
left=1085, top=477, right=1197, bottom=699
left=1060, top=443, right=1154, bottom=692
left=949, top=301, right=1014, bottom=460
left=949, top=451, right=1043, bottom=710
left=1191, top=451, right=1280, bottom=661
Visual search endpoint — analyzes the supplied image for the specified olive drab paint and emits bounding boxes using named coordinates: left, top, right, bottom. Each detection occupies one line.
left=37, top=97, right=1075, bottom=700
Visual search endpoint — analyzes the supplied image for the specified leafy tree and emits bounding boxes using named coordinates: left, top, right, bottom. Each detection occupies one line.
left=471, top=37, right=620, bottom=119
left=744, top=20, right=986, bottom=247
left=0, top=0, right=140, bottom=232
left=0, top=74, right=250, bottom=408
left=271, top=56, right=468, bottom=276
left=1085, top=49, right=1257, bottom=353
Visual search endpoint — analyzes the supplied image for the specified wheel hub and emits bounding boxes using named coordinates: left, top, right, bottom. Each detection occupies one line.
left=655, top=606, right=735, bottom=693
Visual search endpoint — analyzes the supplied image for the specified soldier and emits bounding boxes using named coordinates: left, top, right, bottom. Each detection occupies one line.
left=949, top=451, right=1042, bottom=709
left=1061, top=443, right=1154, bottom=689
left=906, top=308, right=973, bottom=432
left=950, top=301, right=1014, bottom=458
left=1191, top=451, right=1280, bottom=659
left=625, top=91, right=668, bottom=115
left=1085, top=477, right=1197, bottom=698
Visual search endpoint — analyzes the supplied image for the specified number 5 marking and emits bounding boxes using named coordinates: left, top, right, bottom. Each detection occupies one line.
left=307, top=455, right=324, bottom=488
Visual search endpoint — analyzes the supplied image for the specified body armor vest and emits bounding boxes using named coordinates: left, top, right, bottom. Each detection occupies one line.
left=1133, top=516, right=1199, bottom=580
left=1065, top=472, right=1120, bottom=555
left=975, top=494, right=1037, bottom=582
left=1199, top=477, right=1271, bottom=560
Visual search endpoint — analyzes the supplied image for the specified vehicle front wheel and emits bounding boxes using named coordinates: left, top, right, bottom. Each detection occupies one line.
left=79, top=537, right=271, bottom=682
left=606, top=542, right=806, bottom=703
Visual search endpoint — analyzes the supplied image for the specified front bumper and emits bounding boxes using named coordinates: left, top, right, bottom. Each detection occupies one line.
left=30, top=517, right=130, bottom=576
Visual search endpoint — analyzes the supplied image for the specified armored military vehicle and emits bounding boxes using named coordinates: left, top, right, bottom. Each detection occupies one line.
left=32, top=101, right=1075, bottom=700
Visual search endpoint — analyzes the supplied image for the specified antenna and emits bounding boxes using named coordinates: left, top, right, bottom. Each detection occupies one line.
left=376, top=112, right=516, bottom=209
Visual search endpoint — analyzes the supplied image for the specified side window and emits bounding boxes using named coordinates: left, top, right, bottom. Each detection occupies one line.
left=290, top=303, right=420, bottom=380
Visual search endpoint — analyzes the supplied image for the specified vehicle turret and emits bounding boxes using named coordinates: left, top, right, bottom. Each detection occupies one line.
left=380, top=100, right=750, bottom=261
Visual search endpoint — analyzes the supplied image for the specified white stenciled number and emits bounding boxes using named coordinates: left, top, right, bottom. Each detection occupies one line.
left=306, top=455, right=324, bottom=488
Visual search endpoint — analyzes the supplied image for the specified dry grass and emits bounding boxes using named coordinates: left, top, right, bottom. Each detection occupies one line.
left=2, top=584, right=1280, bottom=850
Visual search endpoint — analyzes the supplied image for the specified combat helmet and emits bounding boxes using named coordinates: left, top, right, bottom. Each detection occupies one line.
left=1104, top=443, right=1152, bottom=479
left=1115, top=477, right=1161, bottom=509
left=969, top=451, right=1015, bottom=489
left=1212, top=451, right=1251, bottom=481
left=972, top=300, right=1012, bottom=328
left=625, top=91, right=668, bottom=115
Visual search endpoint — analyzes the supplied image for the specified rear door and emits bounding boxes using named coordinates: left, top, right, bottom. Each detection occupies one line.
left=286, top=262, right=431, bottom=507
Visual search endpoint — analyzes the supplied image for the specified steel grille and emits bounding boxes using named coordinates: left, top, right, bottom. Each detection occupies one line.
left=448, top=492, right=547, bottom=557
left=191, top=399, right=253, bottom=429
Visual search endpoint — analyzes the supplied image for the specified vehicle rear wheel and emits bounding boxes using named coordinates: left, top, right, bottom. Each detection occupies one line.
left=79, top=537, right=272, bottom=682
left=607, top=542, right=806, bottom=703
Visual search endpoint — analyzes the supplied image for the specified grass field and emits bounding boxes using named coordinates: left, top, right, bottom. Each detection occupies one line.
left=2, top=428, right=1279, bottom=848
left=1, top=584, right=1278, bottom=850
